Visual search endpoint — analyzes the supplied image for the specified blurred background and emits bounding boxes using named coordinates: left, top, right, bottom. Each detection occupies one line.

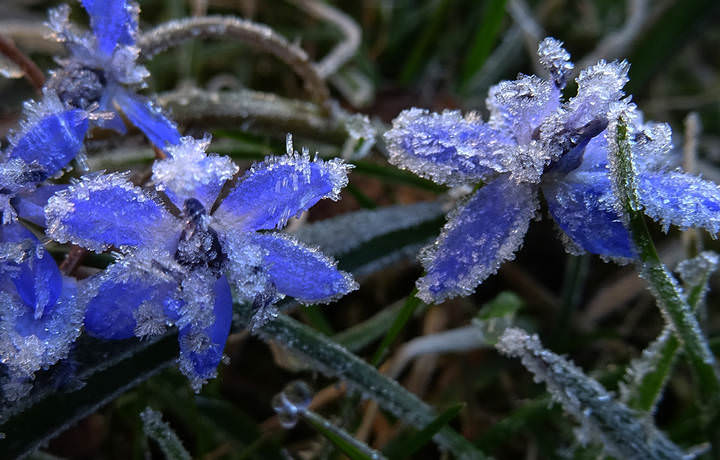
left=2, top=0, right=720, bottom=458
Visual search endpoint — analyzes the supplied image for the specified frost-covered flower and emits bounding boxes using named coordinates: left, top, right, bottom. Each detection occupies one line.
left=384, top=37, right=720, bottom=304
left=45, top=135, right=357, bottom=390
left=0, top=92, right=86, bottom=400
left=1, top=91, right=88, bottom=226
left=0, top=223, right=82, bottom=400
left=45, top=0, right=181, bottom=149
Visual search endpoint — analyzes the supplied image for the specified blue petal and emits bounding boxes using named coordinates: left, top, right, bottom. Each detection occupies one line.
left=543, top=170, right=634, bottom=258
left=177, top=275, right=233, bottom=391
left=13, top=184, right=67, bottom=227
left=384, top=108, right=512, bottom=186
left=0, top=275, right=83, bottom=380
left=0, top=222, right=62, bottom=319
left=213, top=154, right=350, bottom=232
left=417, top=176, right=539, bottom=303
left=81, top=0, right=137, bottom=57
left=8, top=109, right=88, bottom=177
left=153, top=136, right=238, bottom=210
left=486, top=75, right=560, bottom=144
left=113, top=90, right=182, bottom=150
left=564, top=60, right=630, bottom=130
left=248, top=233, right=357, bottom=303
left=83, top=262, right=178, bottom=340
left=45, top=172, right=180, bottom=253
left=638, top=171, right=720, bottom=234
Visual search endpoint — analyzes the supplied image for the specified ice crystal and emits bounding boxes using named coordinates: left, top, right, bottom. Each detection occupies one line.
left=384, top=35, right=720, bottom=303
left=45, top=135, right=356, bottom=390
left=271, top=380, right=313, bottom=428
left=45, top=0, right=181, bottom=150
left=497, top=328, right=687, bottom=460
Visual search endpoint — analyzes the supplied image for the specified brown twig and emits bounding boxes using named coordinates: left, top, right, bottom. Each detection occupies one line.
left=59, top=245, right=88, bottom=276
left=0, top=33, right=45, bottom=92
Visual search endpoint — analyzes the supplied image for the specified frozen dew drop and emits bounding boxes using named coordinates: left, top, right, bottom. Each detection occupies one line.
left=271, top=380, right=313, bottom=428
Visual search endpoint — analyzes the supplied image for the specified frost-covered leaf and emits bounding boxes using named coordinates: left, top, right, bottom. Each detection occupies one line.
left=496, top=328, right=687, bottom=460
left=140, top=407, right=191, bottom=460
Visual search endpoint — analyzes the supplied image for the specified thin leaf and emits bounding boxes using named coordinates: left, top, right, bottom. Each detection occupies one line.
left=459, top=0, right=508, bottom=91
left=140, top=407, right=191, bottom=460
left=384, top=403, right=465, bottom=460
left=371, top=293, right=423, bottom=366
left=303, top=410, right=386, bottom=460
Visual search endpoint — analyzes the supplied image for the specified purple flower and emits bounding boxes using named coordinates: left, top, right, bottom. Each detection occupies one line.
left=45, top=0, right=181, bottom=150
left=384, top=37, right=720, bottom=303
left=45, top=135, right=357, bottom=389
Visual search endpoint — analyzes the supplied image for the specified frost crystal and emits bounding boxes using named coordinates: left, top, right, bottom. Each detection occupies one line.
left=45, top=135, right=356, bottom=390
left=537, top=37, right=574, bottom=89
left=384, top=35, right=720, bottom=303
left=271, top=380, right=313, bottom=428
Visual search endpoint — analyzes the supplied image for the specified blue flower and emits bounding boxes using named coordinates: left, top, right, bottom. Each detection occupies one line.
left=1, top=91, right=89, bottom=226
left=45, top=135, right=357, bottom=390
left=0, top=222, right=82, bottom=401
left=45, top=0, right=181, bottom=150
left=384, top=37, right=720, bottom=304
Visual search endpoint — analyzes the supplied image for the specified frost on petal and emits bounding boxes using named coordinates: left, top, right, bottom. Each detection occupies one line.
left=12, top=185, right=67, bottom=227
left=249, top=233, right=357, bottom=304
left=638, top=171, right=720, bottom=235
left=565, top=60, right=630, bottom=130
left=537, top=37, right=574, bottom=89
left=213, top=151, right=350, bottom=233
left=633, top=121, right=674, bottom=172
left=0, top=223, right=62, bottom=320
left=417, top=175, right=538, bottom=303
left=45, top=172, right=179, bottom=253
left=81, top=0, right=138, bottom=57
left=82, top=260, right=178, bottom=340
left=220, top=232, right=270, bottom=304
left=177, top=275, right=233, bottom=392
left=486, top=75, right=560, bottom=144
left=0, top=275, right=82, bottom=385
left=113, top=90, right=182, bottom=150
left=543, top=170, right=634, bottom=259
left=153, top=136, right=238, bottom=210
left=384, top=108, right=511, bottom=186
left=7, top=93, right=88, bottom=177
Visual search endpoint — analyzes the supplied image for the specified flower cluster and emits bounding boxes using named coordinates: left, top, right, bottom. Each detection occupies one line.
left=385, top=37, right=720, bottom=304
left=0, top=0, right=356, bottom=397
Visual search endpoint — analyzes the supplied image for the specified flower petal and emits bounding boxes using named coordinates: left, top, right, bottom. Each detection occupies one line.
left=153, top=136, right=238, bottom=210
left=638, top=171, right=720, bottom=235
left=0, top=222, right=62, bottom=320
left=8, top=103, right=88, bottom=177
left=417, top=175, right=539, bottom=303
left=12, top=184, right=67, bottom=227
left=249, top=232, right=357, bottom=304
left=113, top=89, right=182, bottom=150
left=486, top=74, right=560, bottom=144
left=543, top=170, right=634, bottom=258
left=384, top=108, right=511, bottom=186
left=82, top=261, right=178, bottom=340
left=0, top=275, right=82, bottom=382
left=81, top=0, right=138, bottom=57
left=177, top=275, right=233, bottom=391
left=565, top=60, right=630, bottom=130
left=45, top=172, right=179, bottom=253
left=213, top=152, right=350, bottom=232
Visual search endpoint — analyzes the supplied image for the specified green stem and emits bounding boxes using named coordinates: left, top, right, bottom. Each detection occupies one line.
left=611, top=116, right=720, bottom=420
